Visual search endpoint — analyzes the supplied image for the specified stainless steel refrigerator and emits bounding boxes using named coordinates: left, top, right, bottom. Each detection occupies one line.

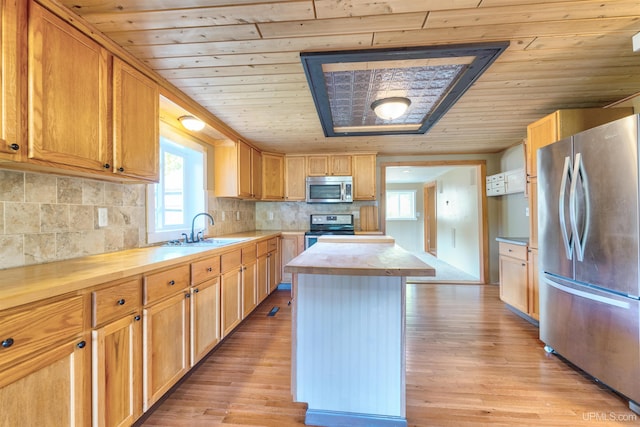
left=538, top=114, right=640, bottom=410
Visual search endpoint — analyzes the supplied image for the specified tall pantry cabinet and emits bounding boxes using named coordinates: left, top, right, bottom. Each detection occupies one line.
left=525, top=108, right=633, bottom=320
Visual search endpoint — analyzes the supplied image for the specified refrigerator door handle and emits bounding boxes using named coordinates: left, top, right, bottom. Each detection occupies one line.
left=569, top=153, right=590, bottom=262
left=558, top=156, right=573, bottom=260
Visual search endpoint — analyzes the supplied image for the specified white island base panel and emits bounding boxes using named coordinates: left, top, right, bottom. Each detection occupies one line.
left=293, top=273, right=406, bottom=427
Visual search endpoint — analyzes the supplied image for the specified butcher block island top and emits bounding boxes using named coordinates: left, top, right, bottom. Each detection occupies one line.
left=286, top=235, right=434, bottom=427
left=284, top=235, right=435, bottom=277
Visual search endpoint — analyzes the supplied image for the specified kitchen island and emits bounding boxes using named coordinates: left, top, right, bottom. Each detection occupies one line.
left=285, top=235, right=434, bottom=427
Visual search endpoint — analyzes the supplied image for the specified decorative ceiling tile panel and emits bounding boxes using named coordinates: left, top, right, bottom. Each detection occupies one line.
left=301, top=43, right=509, bottom=136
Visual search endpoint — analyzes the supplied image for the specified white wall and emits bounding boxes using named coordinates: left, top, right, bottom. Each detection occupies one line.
left=497, top=144, right=529, bottom=239
left=435, top=167, right=480, bottom=279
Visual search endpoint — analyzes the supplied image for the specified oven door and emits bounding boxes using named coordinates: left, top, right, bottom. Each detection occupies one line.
left=304, top=234, right=319, bottom=249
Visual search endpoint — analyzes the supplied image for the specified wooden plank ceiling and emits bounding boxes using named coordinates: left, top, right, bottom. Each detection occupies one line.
left=60, top=0, right=640, bottom=155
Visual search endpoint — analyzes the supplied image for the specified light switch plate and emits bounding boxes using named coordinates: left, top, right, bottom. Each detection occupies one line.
left=98, top=208, right=108, bottom=227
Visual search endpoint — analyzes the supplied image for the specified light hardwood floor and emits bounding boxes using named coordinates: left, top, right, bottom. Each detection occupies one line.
left=138, top=285, right=636, bottom=426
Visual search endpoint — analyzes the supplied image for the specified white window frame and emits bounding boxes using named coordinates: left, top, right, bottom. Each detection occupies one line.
left=386, top=190, right=417, bottom=220
left=147, top=123, right=207, bottom=244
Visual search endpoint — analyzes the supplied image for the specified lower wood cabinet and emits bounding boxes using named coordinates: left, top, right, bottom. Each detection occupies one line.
left=281, top=232, right=305, bottom=284
left=498, top=242, right=529, bottom=313
left=0, top=337, right=91, bottom=427
left=143, top=291, right=190, bottom=410
left=527, top=248, right=539, bottom=320
left=221, top=268, right=242, bottom=337
left=0, top=292, right=90, bottom=427
left=190, top=277, right=221, bottom=366
left=92, top=312, right=143, bottom=427
left=0, top=234, right=280, bottom=425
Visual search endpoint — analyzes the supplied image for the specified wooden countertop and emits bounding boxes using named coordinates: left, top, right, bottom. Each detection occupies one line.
left=0, top=231, right=280, bottom=311
left=284, top=235, right=435, bottom=277
left=496, top=236, right=529, bottom=246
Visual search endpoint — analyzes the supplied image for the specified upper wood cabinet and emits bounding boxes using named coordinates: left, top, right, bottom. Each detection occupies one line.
left=526, top=108, right=633, bottom=179
left=0, top=0, right=25, bottom=161
left=27, top=3, right=161, bottom=182
left=215, top=139, right=262, bottom=199
left=307, top=154, right=352, bottom=176
left=262, top=152, right=284, bottom=200
left=113, top=58, right=159, bottom=181
left=28, top=2, right=110, bottom=173
left=352, top=154, right=376, bottom=200
left=284, top=155, right=306, bottom=201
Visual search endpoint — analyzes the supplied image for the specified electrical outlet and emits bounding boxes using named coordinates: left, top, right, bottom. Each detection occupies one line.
left=98, top=208, right=108, bottom=227
left=268, top=211, right=274, bottom=220
left=525, top=207, right=530, bottom=217
left=221, top=211, right=225, bottom=221
left=236, top=211, right=241, bottom=221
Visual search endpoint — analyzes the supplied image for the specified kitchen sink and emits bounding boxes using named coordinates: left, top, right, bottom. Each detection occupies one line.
left=164, top=237, right=248, bottom=247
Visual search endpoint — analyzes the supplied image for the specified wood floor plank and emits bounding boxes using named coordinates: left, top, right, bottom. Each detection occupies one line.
left=138, top=285, right=636, bottom=426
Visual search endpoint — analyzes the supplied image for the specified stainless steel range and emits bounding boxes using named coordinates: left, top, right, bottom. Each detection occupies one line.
left=304, top=214, right=355, bottom=249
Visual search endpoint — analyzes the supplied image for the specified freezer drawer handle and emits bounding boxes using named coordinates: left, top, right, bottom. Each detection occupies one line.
left=558, top=156, right=573, bottom=260
left=544, top=277, right=630, bottom=309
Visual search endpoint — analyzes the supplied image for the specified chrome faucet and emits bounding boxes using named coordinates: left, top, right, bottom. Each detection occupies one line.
left=183, top=212, right=214, bottom=243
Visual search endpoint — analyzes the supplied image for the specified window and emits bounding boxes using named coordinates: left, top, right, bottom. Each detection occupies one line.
left=147, top=124, right=206, bottom=244
left=386, top=190, right=416, bottom=220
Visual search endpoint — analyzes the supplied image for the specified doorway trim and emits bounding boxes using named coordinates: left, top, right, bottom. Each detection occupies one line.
left=423, top=181, right=437, bottom=256
left=380, top=160, right=489, bottom=284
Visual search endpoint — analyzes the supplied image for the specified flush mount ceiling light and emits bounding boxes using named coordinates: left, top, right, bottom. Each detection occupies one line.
left=178, top=115, right=205, bottom=131
left=301, top=42, right=509, bottom=137
left=371, top=97, right=412, bottom=120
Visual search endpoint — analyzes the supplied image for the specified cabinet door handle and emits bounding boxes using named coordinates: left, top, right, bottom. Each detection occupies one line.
left=134, top=315, right=141, bottom=321
left=1, top=338, right=14, bottom=348
left=193, top=288, right=199, bottom=293
left=207, top=267, right=213, bottom=272
left=9, top=143, right=19, bottom=151
left=77, top=341, right=86, bottom=349
left=118, top=167, right=125, bottom=172
left=117, top=299, right=126, bottom=305
left=169, top=280, right=175, bottom=285
left=103, top=163, right=110, bottom=169
left=185, top=293, right=191, bottom=298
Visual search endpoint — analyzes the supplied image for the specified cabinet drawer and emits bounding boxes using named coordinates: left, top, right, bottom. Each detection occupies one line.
left=144, top=265, right=190, bottom=305
left=92, top=278, right=141, bottom=327
left=221, top=249, right=242, bottom=274
left=257, top=240, right=269, bottom=257
left=499, top=242, right=527, bottom=260
left=242, top=245, right=257, bottom=263
left=191, top=255, right=221, bottom=285
left=267, top=237, right=278, bottom=252
left=0, top=295, right=85, bottom=367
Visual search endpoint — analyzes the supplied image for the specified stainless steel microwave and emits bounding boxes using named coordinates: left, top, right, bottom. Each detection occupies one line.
left=306, top=176, right=353, bottom=203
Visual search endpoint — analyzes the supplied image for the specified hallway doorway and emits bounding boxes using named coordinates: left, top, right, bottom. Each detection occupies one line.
left=381, top=161, right=488, bottom=284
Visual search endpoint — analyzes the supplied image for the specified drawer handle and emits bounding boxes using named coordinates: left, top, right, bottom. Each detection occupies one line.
left=134, top=315, right=141, bottom=321
left=169, top=280, right=175, bottom=286
left=77, top=341, right=86, bottom=349
left=508, top=249, right=513, bottom=252
left=207, top=267, right=213, bottom=272
left=2, top=338, right=14, bottom=348
left=117, top=299, right=126, bottom=306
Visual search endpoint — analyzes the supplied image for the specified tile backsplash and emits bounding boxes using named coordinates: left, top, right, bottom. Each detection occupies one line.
left=256, top=201, right=376, bottom=231
left=0, top=170, right=146, bottom=269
